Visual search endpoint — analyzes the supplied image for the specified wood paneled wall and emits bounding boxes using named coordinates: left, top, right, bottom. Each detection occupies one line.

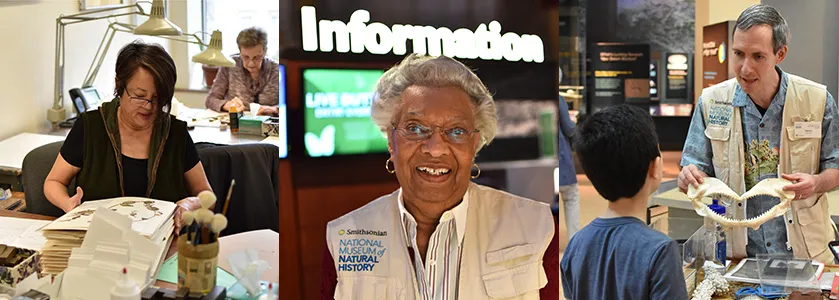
left=279, top=60, right=403, bottom=299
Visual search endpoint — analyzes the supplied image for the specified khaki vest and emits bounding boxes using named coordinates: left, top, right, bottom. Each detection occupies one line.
left=325, top=183, right=555, bottom=299
left=700, top=75, right=833, bottom=263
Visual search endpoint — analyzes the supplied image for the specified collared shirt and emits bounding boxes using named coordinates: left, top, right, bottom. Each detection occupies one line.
left=681, top=67, right=839, bottom=256
left=397, top=189, right=469, bottom=300
left=559, top=96, right=577, bottom=186
left=205, top=54, right=280, bottom=112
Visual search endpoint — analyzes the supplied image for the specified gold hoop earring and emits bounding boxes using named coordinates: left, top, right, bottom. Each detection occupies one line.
left=471, top=163, right=481, bottom=179
left=385, top=158, right=396, bottom=174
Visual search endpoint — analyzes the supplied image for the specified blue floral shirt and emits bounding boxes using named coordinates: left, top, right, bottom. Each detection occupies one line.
left=559, top=96, right=577, bottom=186
left=681, top=67, right=839, bottom=256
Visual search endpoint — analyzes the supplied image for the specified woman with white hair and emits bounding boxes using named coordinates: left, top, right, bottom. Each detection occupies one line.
left=321, top=54, right=559, bottom=299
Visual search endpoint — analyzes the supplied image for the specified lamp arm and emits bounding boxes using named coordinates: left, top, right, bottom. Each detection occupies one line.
left=58, top=2, right=148, bottom=21
left=53, top=3, right=149, bottom=114
left=82, top=23, right=206, bottom=90
left=82, top=23, right=125, bottom=88
left=53, top=18, right=63, bottom=110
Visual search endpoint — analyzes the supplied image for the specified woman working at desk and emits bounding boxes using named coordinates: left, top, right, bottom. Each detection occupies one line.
left=205, top=27, right=280, bottom=116
left=43, top=41, right=212, bottom=233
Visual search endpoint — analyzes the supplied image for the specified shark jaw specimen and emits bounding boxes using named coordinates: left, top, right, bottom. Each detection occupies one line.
left=687, top=177, right=795, bottom=230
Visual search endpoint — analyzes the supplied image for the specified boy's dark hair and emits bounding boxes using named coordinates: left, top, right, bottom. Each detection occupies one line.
left=573, top=105, right=660, bottom=201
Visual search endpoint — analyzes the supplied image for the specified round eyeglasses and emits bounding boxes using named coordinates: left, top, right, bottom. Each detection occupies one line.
left=126, top=90, right=157, bottom=107
left=392, top=123, right=480, bottom=144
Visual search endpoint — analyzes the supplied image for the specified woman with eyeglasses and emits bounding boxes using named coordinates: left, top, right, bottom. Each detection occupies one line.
left=44, top=41, right=213, bottom=234
left=320, top=54, right=559, bottom=299
left=205, top=26, right=280, bottom=116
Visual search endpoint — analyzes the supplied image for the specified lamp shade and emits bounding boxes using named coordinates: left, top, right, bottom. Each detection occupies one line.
left=192, top=30, right=235, bottom=67
left=133, top=0, right=182, bottom=36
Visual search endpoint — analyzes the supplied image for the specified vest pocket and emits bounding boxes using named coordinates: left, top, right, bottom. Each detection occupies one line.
left=482, top=261, right=546, bottom=299
left=334, top=276, right=406, bottom=300
left=705, top=125, right=731, bottom=175
left=794, top=194, right=830, bottom=259
left=786, top=126, right=818, bottom=174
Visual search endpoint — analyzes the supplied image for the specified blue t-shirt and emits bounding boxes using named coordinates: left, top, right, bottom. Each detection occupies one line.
left=560, top=217, right=688, bottom=300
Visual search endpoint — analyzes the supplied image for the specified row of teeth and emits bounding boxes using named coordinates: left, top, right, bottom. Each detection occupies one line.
left=694, top=192, right=793, bottom=203
left=696, top=201, right=790, bottom=229
left=417, top=167, right=451, bottom=175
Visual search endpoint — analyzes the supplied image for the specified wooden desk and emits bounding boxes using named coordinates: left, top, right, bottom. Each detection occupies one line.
left=0, top=210, right=178, bottom=289
left=0, top=192, right=26, bottom=211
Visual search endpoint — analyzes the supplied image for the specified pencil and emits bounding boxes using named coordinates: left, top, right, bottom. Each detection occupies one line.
left=222, top=179, right=235, bottom=216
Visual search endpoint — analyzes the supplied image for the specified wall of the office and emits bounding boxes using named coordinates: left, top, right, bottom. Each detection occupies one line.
left=763, top=0, right=839, bottom=98
left=0, top=1, right=172, bottom=141
left=168, top=0, right=210, bottom=109
left=693, top=0, right=761, bottom=102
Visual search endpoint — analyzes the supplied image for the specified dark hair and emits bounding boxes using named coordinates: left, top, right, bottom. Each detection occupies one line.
left=114, top=40, right=177, bottom=118
left=735, top=4, right=790, bottom=53
left=573, top=105, right=660, bottom=202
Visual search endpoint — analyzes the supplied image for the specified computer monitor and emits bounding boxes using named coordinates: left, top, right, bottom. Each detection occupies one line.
left=278, top=64, right=288, bottom=158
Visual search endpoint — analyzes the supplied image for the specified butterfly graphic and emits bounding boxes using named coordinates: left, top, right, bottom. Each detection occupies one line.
left=305, top=125, right=336, bottom=157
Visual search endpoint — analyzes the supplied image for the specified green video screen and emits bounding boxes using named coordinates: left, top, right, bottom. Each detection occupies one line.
left=303, top=68, right=388, bottom=157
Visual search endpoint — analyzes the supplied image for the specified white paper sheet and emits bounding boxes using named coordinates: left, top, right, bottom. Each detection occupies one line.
left=0, top=216, right=50, bottom=251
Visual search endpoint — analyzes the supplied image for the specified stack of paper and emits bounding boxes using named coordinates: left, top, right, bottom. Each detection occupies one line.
left=39, top=197, right=175, bottom=275
left=0, top=217, right=50, bottom=251
left=59, top=207, right=174, bottom=300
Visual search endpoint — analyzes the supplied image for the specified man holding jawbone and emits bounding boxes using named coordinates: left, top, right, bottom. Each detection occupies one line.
left=679, top=4, right=839, bottom=263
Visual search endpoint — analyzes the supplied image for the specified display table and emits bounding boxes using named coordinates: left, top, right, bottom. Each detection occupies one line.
left=688, top=260, right=838, bottom=299
left=650, top=179, right=839, bottom=240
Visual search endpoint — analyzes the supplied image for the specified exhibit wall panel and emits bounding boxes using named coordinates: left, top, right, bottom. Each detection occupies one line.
left=764, top=0, right=839, bottom=98
left=694, top=0, right=760, bottom=103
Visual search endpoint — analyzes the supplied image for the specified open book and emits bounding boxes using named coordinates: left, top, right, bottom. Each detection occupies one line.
left=40, top=197, right=176, bottom=275
left=43, top=197, right=175, bottom=238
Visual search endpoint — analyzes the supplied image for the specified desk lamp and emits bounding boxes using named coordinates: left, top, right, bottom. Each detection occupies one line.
left=50, top=0, right=236, bottom=125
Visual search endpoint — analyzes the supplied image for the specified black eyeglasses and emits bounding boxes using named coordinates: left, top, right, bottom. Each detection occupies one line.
left=392, top=123, right=480, bottom=144
left=126, top=90, right=157, bottom=106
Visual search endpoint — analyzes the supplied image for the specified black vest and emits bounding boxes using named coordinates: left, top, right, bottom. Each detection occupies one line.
left=75, top=110, right=187, bottom=202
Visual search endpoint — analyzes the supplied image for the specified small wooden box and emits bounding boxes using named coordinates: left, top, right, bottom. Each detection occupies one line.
left=0, top=246, right=39, bottom=289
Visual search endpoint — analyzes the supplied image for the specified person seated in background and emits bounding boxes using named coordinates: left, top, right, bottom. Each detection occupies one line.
left=560, top=104, right=687, bottom=300
left=205, top=27, right=280, bottom=116
left=321, top=54, right=559, bottom=299
left=44, top=41, right=212, bottom=233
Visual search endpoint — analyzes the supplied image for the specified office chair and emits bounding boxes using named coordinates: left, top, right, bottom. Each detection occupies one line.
left=21, top=141, right=74, bottom=217
left=197, top=143, right=279, bottom=236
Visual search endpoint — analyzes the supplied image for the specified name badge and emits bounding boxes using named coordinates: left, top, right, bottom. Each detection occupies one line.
left=794, top=122, right=821, bottom=139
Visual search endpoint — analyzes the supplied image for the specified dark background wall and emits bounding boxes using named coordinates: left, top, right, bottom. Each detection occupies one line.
left=278, top=1, right=562, bottom=299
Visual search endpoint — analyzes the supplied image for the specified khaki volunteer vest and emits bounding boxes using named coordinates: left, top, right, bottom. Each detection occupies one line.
left=325, top=183, right=555, bottom=299
left=699, top=74, right=833, bottom=263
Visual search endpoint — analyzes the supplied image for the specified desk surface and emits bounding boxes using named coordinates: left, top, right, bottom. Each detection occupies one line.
left=45, top=124, right=271, bottom=146
left=0, top=133, right=65, bottom=173
left=0, top=210, right=179, bottom=289
left=0, top=115, right=278, bottom=174
left=0, top=210, right=280, bottom=291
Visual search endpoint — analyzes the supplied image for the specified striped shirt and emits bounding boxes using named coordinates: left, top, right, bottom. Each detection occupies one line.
left=398, top=190, right=469, bottom=300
